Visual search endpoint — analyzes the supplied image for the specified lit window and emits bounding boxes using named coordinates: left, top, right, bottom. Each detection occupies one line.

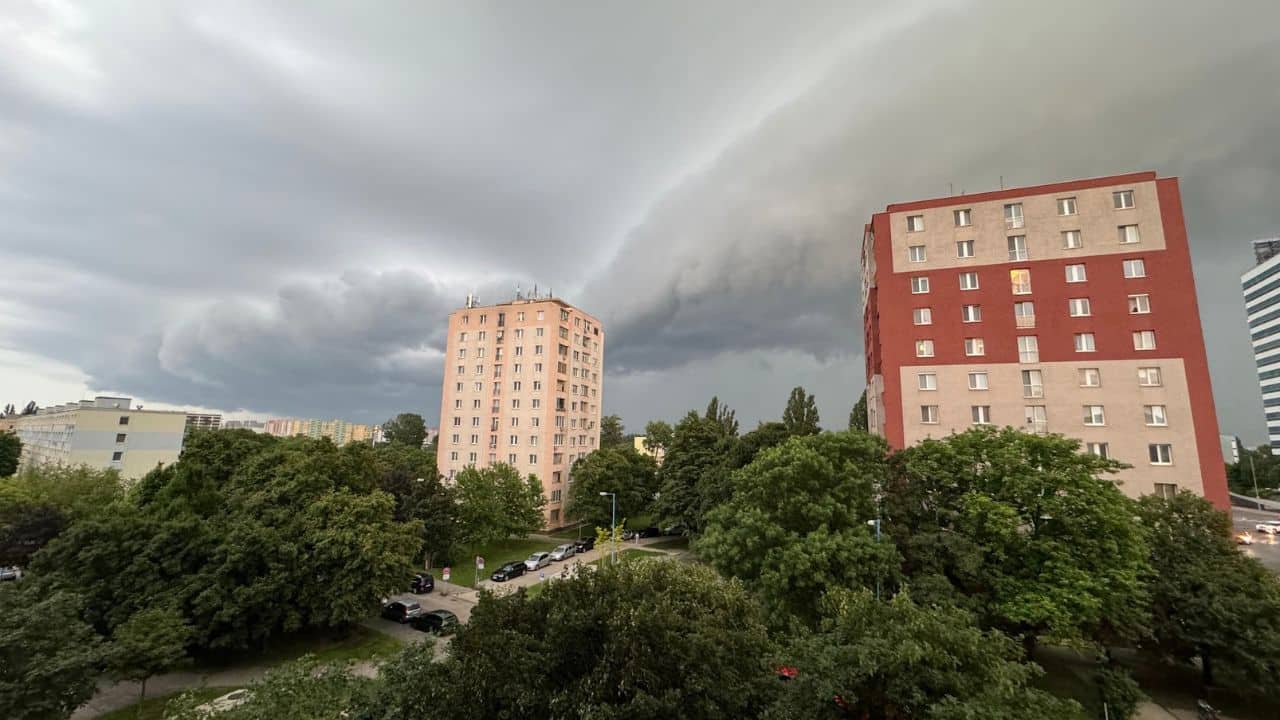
left=1113, top=190, right=1135, bottom=209
left=1074, top=333, right=1096, bottom=352
left=1004, top=203, right=1024, bottom=229
left=954, top=208, right=972, bottom=227
left=1065, top=264, right=1087, bottom=283
left=1083, top=405, right=1106, bottom=426
left=962, top=304, right=981, bottom=323
left=968, top=372, right=989, bottom=390
left=964, top=338, right=985, bottom=356
left=1021, top=369, right=1043, bottom=398
left=1119, top=225, right=1141, bottom=244
left=1062, top=230, right=1083, bottom=249
left=1138, top=367, right=1163, bottom=387
left=907, top=215, right=924, bottom=232
left=920, top=405, right=939, bottom=424
left=1013, top=301, right=1035, bottom=328
left=1128, top=294, right=1151, bottom=314
left=1144, top=405, right=1168, bottom=426
left=1149, top=444, right=1173, bottom=465
left=1010, top=269, right=1032, bottom=295
left=1086, top=442, right=1110, bottom=459
left=916, top=340, right=935, bottom=357
left=1079, top=368, right=1101, bottom=387
left=959, top=271, right=980, bottom=290
left=917, top=373, right=937, bottom=391
left=1018, top=336, right=1039, bottom=363
left=956, top=240, right=975, bottom=258
left=1058, top=197, right=1078, bottom=215
left=913, top=308, right=933, bottom=325
left=971, top=406, right=992, bottom=425
left=1068, top=298, right=1091, bottom=317
left=908, top=245, right=927, bottom=262
left=1123, top=259, right=1146, bottom=278
left=911, top=276, right=930, bottom=294
left=1007, top=235, right=1028, bottom=261
left=1133, top=330, right=1157, bottom=351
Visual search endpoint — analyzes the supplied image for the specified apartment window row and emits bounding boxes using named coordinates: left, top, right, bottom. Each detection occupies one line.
left=915, top=366, right=1164, bottom=395
left=908, top=225, right=1138, bottom=264
left=908, top=259, right=1146, bottom=296
left=904, top=191, right=1136, bottom=235
left=914, top=330, right=1156, bottom=358
left=919, top=399, right=1172, bottom=435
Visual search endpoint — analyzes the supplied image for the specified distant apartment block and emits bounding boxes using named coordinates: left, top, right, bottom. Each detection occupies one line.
left=862, top=171, right=1227, bottom=507
left=263, top=417, right=375, bottom=445
left=184, top=413, right=222, bottom=434
left=222, top=419, right=267, bottom=433
left=437, top=293, right=605, bottom=527
left=633, top=436, right=665, bottom=465
left=10, top=396, right=187, bottom=480
left=1243, top=238, right=1280, bottom=454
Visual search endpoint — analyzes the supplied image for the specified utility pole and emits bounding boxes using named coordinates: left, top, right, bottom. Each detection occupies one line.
left=867, top=518, right=883, bottom=600
left=600, top=491, right=617, bottom=564
left=1250, top=452, right=1263, bottom=507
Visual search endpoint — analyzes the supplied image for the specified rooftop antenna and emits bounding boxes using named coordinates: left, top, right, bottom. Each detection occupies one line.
left=999, top=175, right=1004, bottom=189
left=949, top=182, right=954, bottom=195
left=515, top=283, right=522, bottom=300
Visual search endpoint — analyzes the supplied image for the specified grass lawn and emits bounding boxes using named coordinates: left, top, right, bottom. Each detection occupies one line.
left=447, top=537, right=554, bottom=588
left=96, top=686, right=234, bottom=720
left=544, top=524, right=591, bottom=540
left=195, top=624, right=404, bottom=671
left=591, top=548, right=665, bottom=566
left=646, top=536, right=689, bottom=551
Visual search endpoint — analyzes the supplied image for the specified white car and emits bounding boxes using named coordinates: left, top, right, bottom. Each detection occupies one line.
left=549, top=543, right=576, bottom=561
left=195, top=689, right=251, bottom=716
left=525, top=552, right=552, bottom=571
left=1255, top=520, right=1280, bottom=535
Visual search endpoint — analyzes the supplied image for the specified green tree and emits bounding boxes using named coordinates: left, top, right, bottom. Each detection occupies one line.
left=767, top=589, right=1080, bottom=719
left=168, top=658, right=374, bottom=720
left=0, top=586, right=103, bottom=720
left=1226, top=444, right=1280, bottom=497
left=781, top=386, right=820, bottom=436
left=360, top=443, right=456, bottom=566
left=375, top=561, right=778, bottom=719
left=0, top=465, right=122, bottom=566
left=0, top=431, right=20, bottom=477
left=653, top=407, right=740, bottom=534
left=565, top=447, right=658, bottom=528
left=381, top=413, right=427, bottom=447
left=106, top=605, right=193, bottom=718
left=454, top=464, right=545, bottom=547
left=848, top=389, right=867, bottom=432
left=887, top=427, right=1150, bottom=649
left=704, top=396, right=739, bottom=437
left=599, top=414, right=626, bottom=448
left=1136, top=491, right=1280, bottom=693
left=699, top=432, right=898, bottom=624
left=734, top=422, right=792, bottom=466
left=642, top=420, right=673, bottom=455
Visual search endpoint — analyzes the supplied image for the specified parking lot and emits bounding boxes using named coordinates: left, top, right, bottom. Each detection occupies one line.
left=1233, top=508, right=1280, bottom=573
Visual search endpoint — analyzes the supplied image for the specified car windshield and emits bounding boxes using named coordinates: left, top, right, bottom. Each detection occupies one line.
left=528, top=554, right=542, bottom=561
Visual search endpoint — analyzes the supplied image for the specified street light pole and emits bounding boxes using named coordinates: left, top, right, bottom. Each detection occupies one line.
left=867, top=518, right=882, bottom=600
left=1250, top=452, right=1263, bottom=507
left=599, top=491, right=617, bottom=564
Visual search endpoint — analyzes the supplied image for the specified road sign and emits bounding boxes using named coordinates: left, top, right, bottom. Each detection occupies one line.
left=475, top=555, right=485, bottom=570
left=442, top=567, right=451, bottom=582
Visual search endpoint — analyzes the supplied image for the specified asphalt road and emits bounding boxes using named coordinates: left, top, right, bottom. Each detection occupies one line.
left=1233, top=507, right=1280, bottom=573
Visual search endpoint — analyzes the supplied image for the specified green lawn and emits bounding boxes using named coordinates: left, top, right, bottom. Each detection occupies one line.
left=544, top=524, right=591, bottom=540
left=97, top=686, right=234, bottom=720
left=646, top=536, right=689, bottom=551
left=447, top=537, right=554, bottom=588
left=591, top=549, right=665, bottom=566
left=195, top=624, right=403, bottom=671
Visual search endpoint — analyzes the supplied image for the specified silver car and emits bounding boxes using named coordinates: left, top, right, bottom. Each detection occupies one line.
left=525, top=551, right=552, bottom=571
left=549, top=543, right=576, bottom=561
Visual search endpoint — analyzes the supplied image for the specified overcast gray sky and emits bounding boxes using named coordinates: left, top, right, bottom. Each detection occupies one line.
left=2, top=0, right=1279, bottom=443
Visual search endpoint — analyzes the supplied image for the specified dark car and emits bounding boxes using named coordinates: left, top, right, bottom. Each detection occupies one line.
left=381, top=600, right=423, bottom=624
left=490, top=561, right=526, bottom=582
left=411, top=573, right=434, bottom=594
left=573, top=537, right=596, bottom=552
left=636, top=526, right=662, bottom=538
left=410, top=609, right=461, bottom=636
left=661, top=524, right=685, bottom=536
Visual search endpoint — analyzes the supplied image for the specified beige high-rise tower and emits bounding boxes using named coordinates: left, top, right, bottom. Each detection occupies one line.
left=437, top=293, right=605, bottom=527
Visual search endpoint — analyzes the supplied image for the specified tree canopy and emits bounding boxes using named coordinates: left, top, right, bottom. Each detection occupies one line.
left=642, top=420, right=673, bottom=455
left=598, top=414, right=626, bottom=448
left=781, top=386, right=820, bottom=436
left=0, top=431, right=20, bottom=477
left=565, top=446, right=658, bottom=528
left=0, top=465, right=122, bottom=567
left=848, top=390, right=867, bottom=432
left=0, top=586, right=103, bottom=720
left=106, top=605, right=193, bottom=713
left=453, top=463, right=545, bottom=547
left=381, top=413, right=428, bottom=447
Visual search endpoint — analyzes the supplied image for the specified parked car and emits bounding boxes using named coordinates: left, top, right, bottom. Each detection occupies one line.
left=636, top=526, right=662, bottom=539
left=1255, top=520, right=1280, bottom=535
left=381, top=600, right=423, bottom=623
left=621, top=529, right=637, bottom=540
left=410, top=573, right=434, bottom=593
left=0, top=566, right=21, bottom=582
left=661, top=525, right=685, bottom=536
left=525, top=552, right=552, bottom=571
left=195, top=688, right=251, bottom=715
left=573, top=537, right=596, bottom=552
left=550, top=543, right=576, bottom=561
left=490, top=561, right=527, bottom=582
left=1237, top=532, right=1255, bottom=545
left=410, top=609, right=461, bottom=636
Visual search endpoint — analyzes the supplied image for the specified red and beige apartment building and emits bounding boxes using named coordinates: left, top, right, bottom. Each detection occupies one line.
left=436, top=294, right=604, bottom=526
left=862, top=171, right=1228, bottom=507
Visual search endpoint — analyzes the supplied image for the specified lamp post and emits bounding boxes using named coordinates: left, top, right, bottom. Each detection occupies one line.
left=599, top=491, right=617, bottom=564
left=867, top=519, right=882, bottom=600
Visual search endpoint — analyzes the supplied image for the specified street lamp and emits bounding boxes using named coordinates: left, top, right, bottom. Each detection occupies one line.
left=867, top=519, right=883, bottom=600
left=600, top=491, right=617, bottom=564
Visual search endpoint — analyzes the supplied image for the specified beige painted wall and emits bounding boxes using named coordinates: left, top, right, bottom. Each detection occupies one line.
left=897, top=358, right=1202, bottom=498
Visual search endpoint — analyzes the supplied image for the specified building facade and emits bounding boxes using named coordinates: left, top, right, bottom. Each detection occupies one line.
left=1242, top=238, right=1280, bottom=454
left=11, top=396, right=187, bottom=480
left=862, top=171, right=1228, bottom=507
left=436, top=295, right=605, bottom=527
left=263, top=417, right=375, bottom=445
left=184, top=413, right=223, bottom=434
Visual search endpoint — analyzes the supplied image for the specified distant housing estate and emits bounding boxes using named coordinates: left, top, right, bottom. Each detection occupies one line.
left=263, top=417, right=376, bottom=445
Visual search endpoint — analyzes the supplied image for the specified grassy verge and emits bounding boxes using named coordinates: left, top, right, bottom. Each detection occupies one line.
left=646, top=536, right=689, bottom=551
left=195, top=624, right=404, bottom=671
left=447, top=538, right=553, bottom=588
left=591, top=549, right=665, bottom=566
left=97, top=686, right=234, bottom=720
left=543, top=524, right=590, bottom=540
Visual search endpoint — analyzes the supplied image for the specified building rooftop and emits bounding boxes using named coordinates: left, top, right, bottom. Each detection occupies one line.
left=881, top=171, right=1160, bottom=214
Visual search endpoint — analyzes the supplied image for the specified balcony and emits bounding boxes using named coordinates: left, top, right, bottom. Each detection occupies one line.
left=1015, top=315, right=1036, bottom=329
left=1005, top=216, right=1025, bottom=230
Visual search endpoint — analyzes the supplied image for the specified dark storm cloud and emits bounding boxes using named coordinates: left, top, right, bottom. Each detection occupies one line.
left=2, top=0, right=1280, bottom=437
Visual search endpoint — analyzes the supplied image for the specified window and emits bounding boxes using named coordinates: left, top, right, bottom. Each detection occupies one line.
left=1149, top=444, right=1173, bottom=465
left=1138, top=367, right=1163, bottom=387
left=1086, top=442, right=1110, bottom=459
left=509, top=434, right=519, bottom=445
left=1083, top=405, right=1106, bottom=426
left=1133, top=330, right=1157, bottom=351
left=1074, top=332, right=1096, bottom=352
left=1013, top=301, right=1035, bottom=328
left=911, top=276, right=930, bottom=294
left=907, top=215, right=924, bottom=232
left=908, top=245, right=927, bottom=262
left=1025, top=405, right=1048, bottom=433
left=962, top=304, right=981, bottom=323
left=530, top=454, right=539, bottom=464
left=920, top=405, right=939, bottom=424
left=1007, top=235, right=1028, bottom=261
left=1113, top=190, right=1135, bottom=209
left=971, top=406, right=992, bottom=425
left=1128, top=294, right=1151, bottom=314
left=1010, top=268, right=1031, bottom=294
left=956, top=240, right=975, bottom=258
left=1058, top=197, right=1078, bottom=215
left=913, top=308, right=933, bottom=325
left=1123, top=259, right=1146, bottom=278
left=1062, top=230, right=1083, bottom=249
left=954, top=208, right=972, bottom=227
left=1018, top=336, right=1039, bottom=363
left=1079, top=368, right=1102, bottom=387
left=964, top=338, right=985, bottom=356
left=111, top=451, right=123, bottom=461
left=1144, top=405, right=1168, bottom=426
left=959, top=271, right=979, bottom=290
left=1065, top=264, right=1087, bottom=283
left=453, top=417, right=462, bottom=427
left=916, top=339, right=935, bottom=357
left=1118, top=224, right=1141, bottom=244
left=119, top=416, right=129, bottom=426
left=917, top=372, right=938, bottom=391
left=968, top=372, right=989, bottom=390
left=1022, top=369, right=1044, bottom=398
left=1068, top=298, right=1091, bottom=317
left=1004, top=203, right=1024, bottom=229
